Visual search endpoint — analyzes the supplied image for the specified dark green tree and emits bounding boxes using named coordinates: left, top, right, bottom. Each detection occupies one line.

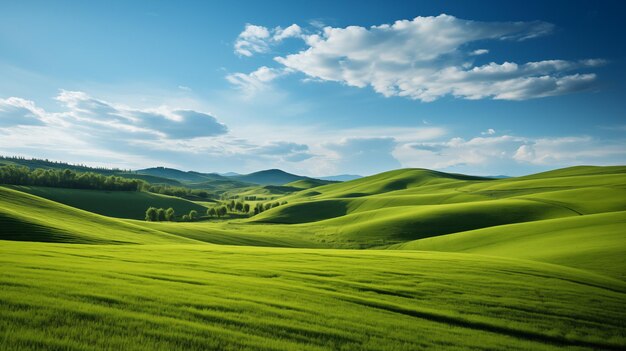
left=145, top=207, right=158, bottom=221
left=218, top=206, right=227, bottom=217
left=235, top=201, right=244, bottom=212
left=165, top=207, right=175, bottom=221
left=156, top=208, right=166, bottom=221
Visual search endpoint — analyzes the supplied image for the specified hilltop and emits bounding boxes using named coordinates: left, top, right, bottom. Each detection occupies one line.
left=230, top=169, right=311, bottom=185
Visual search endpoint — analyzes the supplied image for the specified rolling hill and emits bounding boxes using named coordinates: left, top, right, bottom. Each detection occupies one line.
left=230, top=169, right=311, bottom=185
left=8, top=186, right=209, bottom=220
left=390, top=210, right=626, bottom=279
left=285, top=178, right=337, bottom=189
left=0, top=164, right=624, bottom=350
left=136, top=166, right=228, bottom=183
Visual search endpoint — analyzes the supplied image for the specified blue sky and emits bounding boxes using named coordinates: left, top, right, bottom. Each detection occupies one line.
left=0, top=0, right=624, bottom=176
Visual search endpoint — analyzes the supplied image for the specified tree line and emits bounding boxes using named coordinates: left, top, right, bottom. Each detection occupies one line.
left=146, top=184, right=212, bottom=199
left=0, top=165, right=144, bottom=191
left=145, top=207, right=199, bottom=222
left=0, top=165, right=217, bottom=199
left=144, top=199, right=289, bottom=222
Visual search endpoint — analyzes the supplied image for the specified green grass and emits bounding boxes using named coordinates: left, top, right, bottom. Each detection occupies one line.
left=390, top=211, right=626, bottom=279
left=0, top=186, right=317, bottom=248
left=1, top=165, right=625, bottom=350
left=8, top=186, right=208, bottom=220
left=284, top=178, right=336, bottom=189
left=1, top=241, right=624, bottom=351
left=0, top=187, right=193, bottom=244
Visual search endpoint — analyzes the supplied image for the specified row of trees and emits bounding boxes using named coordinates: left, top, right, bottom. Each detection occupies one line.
left=0, top=165, right=145, bottom=191
left=206, top=206, right=228, bottom=218
left=254, top=201, right=287, bottom=215
left=0, top=165, right=217, bottom=199
left=226, top=200, right=250, bottom=213
left=145, top=199, right=290, bottom=222
left=146, top=184, right=211, bottom=199
left=145, top=207, right=200, bottom=222
left=145, top=207, right=176, bottom=221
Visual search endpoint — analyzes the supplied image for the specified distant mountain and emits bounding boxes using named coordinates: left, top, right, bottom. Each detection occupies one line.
left=0, top=156, right=181, bottom=185
left=486, top=175, right=511, bottom=179
left=319, top=174, right=362, bottom=182
left=136, top=167, right=227, bottom=183
left=219, top=172, right=241, bottom=177
left=230, top=169, right=309, bottom=185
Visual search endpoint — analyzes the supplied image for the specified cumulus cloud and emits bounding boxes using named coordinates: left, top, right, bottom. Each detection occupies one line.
left=0, top=91, right=320, bottom=171
left=234, top=24, right=271, bottom=56
left=235, top=14, right=605, bottom=101
left=55, top=90, right=228, bottom=139
left=482, top=128, right=496, bottom=135
left=234, top=23, right=302, bottom=56
left=273, top=24, right=302, bottom=41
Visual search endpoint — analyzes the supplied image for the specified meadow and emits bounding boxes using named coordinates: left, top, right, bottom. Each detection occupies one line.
left=0, top=165, right=625, bottom=350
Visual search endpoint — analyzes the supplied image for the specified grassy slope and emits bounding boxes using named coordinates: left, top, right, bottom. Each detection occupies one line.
left=1, top=166, right=625, bottom=350
left=231, top=169, right=307, bottom=185
left=251, top=166, right=626, bottom=248
left=391, top=211, right=626, bottom=279
left=8, top=186, right=208, bottom=220
left=285, top=178, right=336, bottom=189
left=0, top=186, right=317, bottom=248
left=0, top=241, right=624, bottom=351
left=0, top=187, right=191, bottom=244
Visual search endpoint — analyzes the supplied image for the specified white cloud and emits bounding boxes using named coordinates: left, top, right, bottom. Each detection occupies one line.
left=55, top=90, right=228, bottom=139
left=234, top=23, right=302, bottom=56
left=2, top=92, right=624, bottom=176
left=395, top=134, right=626, bottom=174
left=226, top=66, right=287, bottom=96
left=234, top=14, right=604, bottom=101
left=0, top=97, right=48, bottom=126
left=234, top=24, right=271, bottom=56
left=471, top=49, right=489, bottom=56
left=512, top=136, right=626, bottom=165
left=274, top=24, right=302, bottom=41
left=0, top=91, right=320, bottom=172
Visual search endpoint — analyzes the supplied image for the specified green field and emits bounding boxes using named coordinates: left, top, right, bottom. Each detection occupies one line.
left=7, top=186, right=208, bottom=220
left=1, top=165, right=625, bottom=350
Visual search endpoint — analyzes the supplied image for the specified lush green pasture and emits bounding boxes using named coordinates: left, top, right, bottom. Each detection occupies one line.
left=0, top=187, right=192, bottom=244
left=8, top=186, right=208, bottom=220
left=1, top=241, right=624, bottom=351
left=1, top=165, right=625, bottom=350
left=391, top=211, right=626, bottom=279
